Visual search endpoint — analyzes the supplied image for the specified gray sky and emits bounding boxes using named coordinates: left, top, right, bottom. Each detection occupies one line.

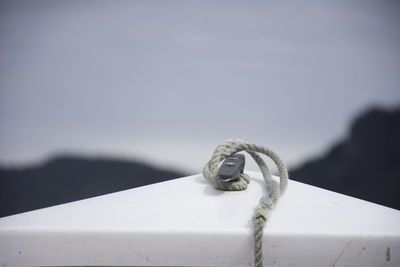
left=1, top=0, right=400, bottom=173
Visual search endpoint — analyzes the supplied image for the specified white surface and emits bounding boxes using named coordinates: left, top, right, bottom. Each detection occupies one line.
left=0, top=171, right=399, bottom=266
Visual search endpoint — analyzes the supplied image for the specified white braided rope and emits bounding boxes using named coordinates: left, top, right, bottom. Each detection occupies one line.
left=202, top=139, right=289, bottom=267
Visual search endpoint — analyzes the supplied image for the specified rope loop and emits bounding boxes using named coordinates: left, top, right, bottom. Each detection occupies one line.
left=203, top=139, right=288, bottom=195
left=202, top=139, right=289, bottom=267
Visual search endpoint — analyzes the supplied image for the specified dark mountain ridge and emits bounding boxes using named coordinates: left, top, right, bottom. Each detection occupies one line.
left=1, top=105, right=399, bottom=217
left=0, top=155, right=185, bottom=217
left=291, top=106, right=400, bottom=210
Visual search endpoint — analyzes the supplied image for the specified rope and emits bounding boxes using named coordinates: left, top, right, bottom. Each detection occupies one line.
left=202, top=139, right=289, bottom=267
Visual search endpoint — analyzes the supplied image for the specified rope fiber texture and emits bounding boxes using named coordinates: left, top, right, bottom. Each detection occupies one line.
left=202, top=139, right=289, bottom=267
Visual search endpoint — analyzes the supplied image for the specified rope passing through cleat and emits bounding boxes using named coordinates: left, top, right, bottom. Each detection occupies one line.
left=203, top=139, right=289, bottom=267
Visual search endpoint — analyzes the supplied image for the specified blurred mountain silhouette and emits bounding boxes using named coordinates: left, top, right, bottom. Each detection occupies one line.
left=291, top=106, right=400, bottom=210
left=1, top=105, right=399, bottom=218
left=0, top=156, right=185, bottom=217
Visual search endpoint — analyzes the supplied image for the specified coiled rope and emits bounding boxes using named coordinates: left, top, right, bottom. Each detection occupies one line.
left=202, top=139, right=289, bottom=267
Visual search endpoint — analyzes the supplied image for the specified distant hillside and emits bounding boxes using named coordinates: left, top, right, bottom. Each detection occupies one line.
left=291, top=106, right=400, bottom=210
left=0, top=156, right=185, bottom=217
left=2, top=106, right=399, bottom=217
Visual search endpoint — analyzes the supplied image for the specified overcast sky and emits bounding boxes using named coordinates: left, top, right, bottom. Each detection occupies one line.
left=1, top=0, right=400, bottom=173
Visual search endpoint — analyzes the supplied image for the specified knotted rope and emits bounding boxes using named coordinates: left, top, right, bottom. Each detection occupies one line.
left=202, top=139, right=289, bottom=267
